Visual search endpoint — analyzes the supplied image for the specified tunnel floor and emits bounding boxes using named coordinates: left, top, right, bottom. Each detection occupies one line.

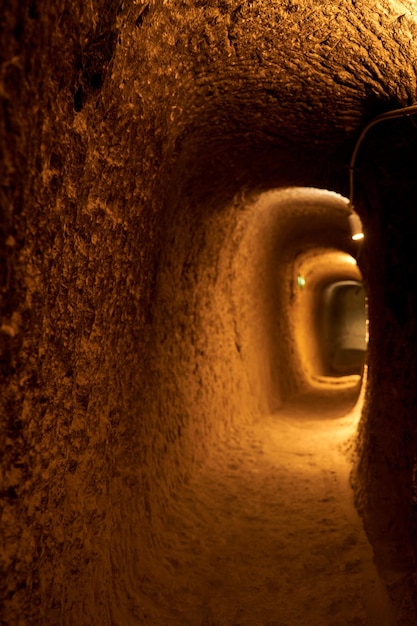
left=146, top=395, right=392, bottom=626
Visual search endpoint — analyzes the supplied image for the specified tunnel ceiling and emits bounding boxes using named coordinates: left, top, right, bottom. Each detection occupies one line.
left=296, top=248, right=362, bottom=293
left=3, top=1, right=417, bottom=216
left=149, top=0, right=417, bottom=207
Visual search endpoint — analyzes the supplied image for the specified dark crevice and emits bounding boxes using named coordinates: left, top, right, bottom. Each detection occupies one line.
left=73, top=85, right=84, bottom=112
left=135, top=4, right=150, bottom=28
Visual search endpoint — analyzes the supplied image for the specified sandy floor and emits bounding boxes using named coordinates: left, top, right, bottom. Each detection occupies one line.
left=144, top=395, right=393, bottom=625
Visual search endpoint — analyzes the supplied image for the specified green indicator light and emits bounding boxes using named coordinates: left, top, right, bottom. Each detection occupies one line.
left=297, top=276, right=306, bottom=288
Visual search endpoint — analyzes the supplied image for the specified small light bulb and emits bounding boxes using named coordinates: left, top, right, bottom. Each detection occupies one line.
left=348, top=213, right=364, bottom=241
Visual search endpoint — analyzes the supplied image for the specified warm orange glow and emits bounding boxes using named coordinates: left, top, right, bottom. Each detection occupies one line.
left=291, top=247, right=364, bottom=391
left=349, top=213, right=364, bottom=241
left=345, top=255, right=358, bottom=265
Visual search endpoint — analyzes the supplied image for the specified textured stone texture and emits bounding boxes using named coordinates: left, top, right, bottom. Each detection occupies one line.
left=2, top=0, right=417, bottom=623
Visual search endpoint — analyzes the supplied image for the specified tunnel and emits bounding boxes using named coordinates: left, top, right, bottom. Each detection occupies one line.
left=2, top=1, right=417, bottom=625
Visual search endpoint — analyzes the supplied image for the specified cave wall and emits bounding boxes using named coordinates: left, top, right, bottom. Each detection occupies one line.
left=2, top=0, right=417, bottom=623
left=353, top=111, right=417, bottom=619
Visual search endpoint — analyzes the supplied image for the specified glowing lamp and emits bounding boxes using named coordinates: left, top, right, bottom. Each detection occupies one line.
left=348, top=213, right=364, bottom=241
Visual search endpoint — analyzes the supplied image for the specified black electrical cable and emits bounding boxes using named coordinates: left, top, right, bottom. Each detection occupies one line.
left=349, top=103, right=417, bottom=211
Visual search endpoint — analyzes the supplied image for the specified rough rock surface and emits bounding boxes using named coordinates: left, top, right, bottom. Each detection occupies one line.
left=2, top=0, right=417, bottom=624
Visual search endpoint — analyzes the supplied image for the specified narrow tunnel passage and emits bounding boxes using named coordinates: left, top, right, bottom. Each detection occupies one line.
left=5, top=2, right=417, bottom=624
left=145, top=188, right=390, bottom=625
